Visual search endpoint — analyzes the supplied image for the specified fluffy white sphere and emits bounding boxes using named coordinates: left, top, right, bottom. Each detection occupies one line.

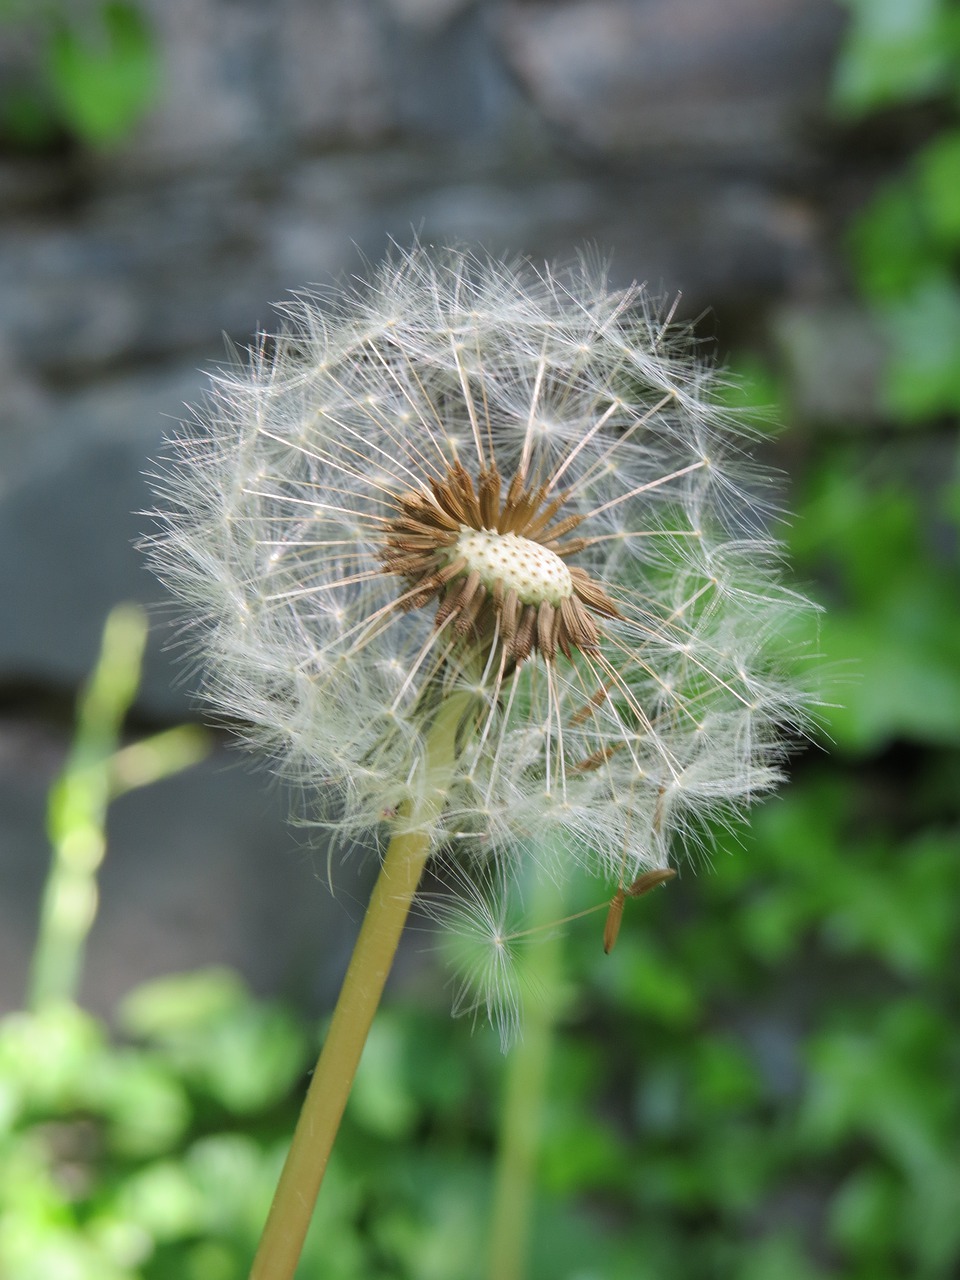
left=147, top=246, right=814, bottom=1029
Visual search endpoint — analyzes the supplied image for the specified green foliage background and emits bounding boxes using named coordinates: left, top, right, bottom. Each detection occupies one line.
left=2, top=2, right=959, bottom=1277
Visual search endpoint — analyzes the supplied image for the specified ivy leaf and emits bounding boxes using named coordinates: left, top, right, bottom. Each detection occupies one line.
left=46, top=2, right=158, bottom=146
left=832, top=0, right=953, bottom=116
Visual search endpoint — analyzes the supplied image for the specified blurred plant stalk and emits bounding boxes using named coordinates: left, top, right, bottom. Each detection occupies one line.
left=487, top=869, right=565, bottom=1280
left=28, top=603, right=209, bottom=1010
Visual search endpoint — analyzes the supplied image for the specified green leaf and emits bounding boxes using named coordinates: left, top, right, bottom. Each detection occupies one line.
left=119, top=968, right=250, bottom=1037
left=605, top=935, right=700, bottom=1027
left=819, top=604, right=960, bottom=751
left=881, top=274, right=960, bottom=419
left=917, top=129, right=960, bottom=246
left=540, top=1108, right=626, bottom=1194
left=115, top=1159, right=204, bottom=1242
left=349, top=1014, right=419, bottom=1139
left=693, top=1036, right=763, bottom=1111
left=119, top=969, right=309, bottom=1114
left=829, top=1166, right=902, bottom=1258
left=735, top=1232, right=822, bottom=1280
left=0, top=1004, right=105, bottom=1114
left=789, top=456, right=960, bottom=749
left=46, top=2, right=159, bottom=146
left=92, top=1055, right=191, bottom=1156
left=820, top=830, right=960, bottom=976
left=849, top=181, right=931, bottom=302
left=801, top=1001, right=954, bottom=1168
left=832, top=0, right=953, bottom=116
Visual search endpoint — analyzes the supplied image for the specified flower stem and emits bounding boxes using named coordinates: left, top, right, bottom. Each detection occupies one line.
left=30, top=605, right=148, bottom=1010
left=486, top=870, right=565, bottom=1280
left=249, top=691, right=473, bottom=1280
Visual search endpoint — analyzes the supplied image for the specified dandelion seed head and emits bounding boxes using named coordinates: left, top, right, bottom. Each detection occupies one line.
left=146, top=243, right=816, bottom=1036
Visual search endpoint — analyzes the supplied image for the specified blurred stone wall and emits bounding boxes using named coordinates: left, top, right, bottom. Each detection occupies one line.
left=0, top=0, right=863, bottom=1014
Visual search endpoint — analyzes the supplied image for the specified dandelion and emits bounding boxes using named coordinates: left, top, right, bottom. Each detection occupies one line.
left=146, top=244, right=812, bottom=1279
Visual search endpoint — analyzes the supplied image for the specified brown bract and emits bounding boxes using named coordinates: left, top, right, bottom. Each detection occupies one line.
left=381, top=458, right=621, bottom=665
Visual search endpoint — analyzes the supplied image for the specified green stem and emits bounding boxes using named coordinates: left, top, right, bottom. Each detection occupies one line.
left=249, top=691, right=472, bottom=1280
left=30, top=605, right=148, bottom=1010
left=486, top=872, right=565, bottom=1280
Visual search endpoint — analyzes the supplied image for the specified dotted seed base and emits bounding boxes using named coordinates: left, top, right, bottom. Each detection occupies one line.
left=454, top=528, right=574, bottom=606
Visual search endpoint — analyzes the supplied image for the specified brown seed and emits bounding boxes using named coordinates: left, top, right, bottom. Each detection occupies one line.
left=603, top=888, right=625, bottom=954
left=603, top=867, right=676, bottom=953
left=625, top=867, right=677, bottom=898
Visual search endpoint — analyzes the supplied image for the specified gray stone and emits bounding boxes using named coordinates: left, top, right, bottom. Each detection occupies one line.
left=0, top=175, right=282, bottom=376
left=122, top=0, right=513, bottom=166
left=0, top=366, right=206, bottom=705
left=498, top=0, right=848, bottom=167
left=126, top=0, right=390, bottom=163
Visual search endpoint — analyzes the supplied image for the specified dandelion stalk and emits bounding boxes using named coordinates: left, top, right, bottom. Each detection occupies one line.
left=250, top=689, right=473, bottom=1280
